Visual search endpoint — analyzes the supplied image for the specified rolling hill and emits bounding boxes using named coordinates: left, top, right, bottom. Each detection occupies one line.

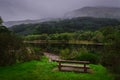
left=9, top=17, right=120, bottom=35
left=65, top=7, right=120, bottom=19
left=4, top=18, right=61, bottom=27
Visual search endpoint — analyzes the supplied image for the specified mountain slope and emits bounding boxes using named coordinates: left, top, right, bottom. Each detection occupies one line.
left=65, top=7, right=120, bottom=19
left=9, top=17, right=120, bottom=35
left=4, top=18, right=61, bottom=27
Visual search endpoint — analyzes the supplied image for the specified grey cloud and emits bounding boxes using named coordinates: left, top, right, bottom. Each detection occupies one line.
left=0, top=0, right=120, bottom=21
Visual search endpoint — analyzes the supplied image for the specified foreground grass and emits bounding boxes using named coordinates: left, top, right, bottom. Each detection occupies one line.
left=0, top=57, right=113, bottom=80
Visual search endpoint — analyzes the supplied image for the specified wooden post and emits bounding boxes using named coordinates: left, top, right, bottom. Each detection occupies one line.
left=58, top=61, right=61, bottom=71
left=84, top=63, right=87, bottom=73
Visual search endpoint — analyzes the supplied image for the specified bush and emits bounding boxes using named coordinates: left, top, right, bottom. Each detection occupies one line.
left=72, top=47, right=100, bottom=64
left=60, top=47, right=100, bottom=64
left=0, top=33, right=23, bottom=66
left=0, top=32, right=42, bottom=66
left=75, top=53, right=99, bottom=64
left=0, top=18, right=42, bottom=66
left=101, top=27, right=120, bottom=76
left=60, top=48, right=70, bottom=59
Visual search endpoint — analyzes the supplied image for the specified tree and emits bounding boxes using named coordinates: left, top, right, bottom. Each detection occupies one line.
left=0, top=16, right=3, bottom=24
left=101, top=27, right=120, bottom=79
left=92, top=31, right=104, bottom=42
left=0, top=17, right=41, bottom=66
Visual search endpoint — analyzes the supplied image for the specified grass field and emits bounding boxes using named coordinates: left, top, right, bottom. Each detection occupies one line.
left=0, top=57, right=113, bottom=80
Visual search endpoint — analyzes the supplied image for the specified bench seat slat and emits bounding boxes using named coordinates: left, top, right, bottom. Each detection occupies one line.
left=58, top=64, right=90, bottom=69
left=55, top=60, right=90, bottom=64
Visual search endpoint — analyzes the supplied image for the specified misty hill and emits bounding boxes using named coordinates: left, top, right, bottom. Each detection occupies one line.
left=9, top=17, right=120, bottom=35
left=4, top=7, right=120, bottom=27
left=65, top=7, right=120, bottom=19
left=4, top=18, right=61, bottom=27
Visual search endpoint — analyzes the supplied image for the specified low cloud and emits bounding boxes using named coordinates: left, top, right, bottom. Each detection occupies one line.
left=0, top=0, right=120, bottom=21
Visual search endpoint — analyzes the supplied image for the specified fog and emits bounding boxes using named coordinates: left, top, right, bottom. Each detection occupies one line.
left=0, top=0, right=120, bottom=21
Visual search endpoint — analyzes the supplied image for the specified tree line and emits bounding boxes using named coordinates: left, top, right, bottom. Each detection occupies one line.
left=10, top=17, right=120, bottom=35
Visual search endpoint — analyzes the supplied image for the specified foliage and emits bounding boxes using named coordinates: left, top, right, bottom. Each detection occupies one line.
left=25, top=34, right=48, bottom=41
left=0, top=33, right=41, bottom=66
left=73, top=47, right=100, bottom=64
left=0, top=16, right=3, bottom=24
left=75, top=53, right=99, bottom=64
left=100, top=27, right=120, bottom=79
left=24, top=31, right=104, bottom=43
left=59, top=47, right=100, bottom=64
left=92, top=31, right=104, bottom=42
left=0, top=18, right=41, bottom=66
left=0, top=33, right=23, bottom=65
left=60, top=48, right=70, bottom=59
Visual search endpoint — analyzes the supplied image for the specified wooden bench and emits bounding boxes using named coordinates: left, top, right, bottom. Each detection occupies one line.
left=54, top=60, right=90, bottom=73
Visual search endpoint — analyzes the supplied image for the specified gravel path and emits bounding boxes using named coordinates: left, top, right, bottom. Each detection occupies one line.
left=43, top=52, right=61, bottom=61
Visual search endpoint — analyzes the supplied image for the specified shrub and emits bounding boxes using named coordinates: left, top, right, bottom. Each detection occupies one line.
left=60, top=47, right=100, bottom=64
left=71, top=47, right=100, bottom=64
left=60, top=48, right=70, bottom=59
left=75, top=53, right=99, bottom=64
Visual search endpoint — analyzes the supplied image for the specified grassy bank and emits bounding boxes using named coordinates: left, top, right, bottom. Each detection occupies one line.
left=0, top=57, right=113, bottom=80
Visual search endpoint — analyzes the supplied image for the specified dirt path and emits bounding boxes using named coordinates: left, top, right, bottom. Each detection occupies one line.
left=43, top=52, right=61, bottom=61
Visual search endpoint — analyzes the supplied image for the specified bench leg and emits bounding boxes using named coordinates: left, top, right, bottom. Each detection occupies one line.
left=84, top=64, right=87, bottom=73
left=58, top=62, right=61, bottom=71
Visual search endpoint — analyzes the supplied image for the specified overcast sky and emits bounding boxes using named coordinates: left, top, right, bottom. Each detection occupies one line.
left=0, top=0, right=120, bottom=21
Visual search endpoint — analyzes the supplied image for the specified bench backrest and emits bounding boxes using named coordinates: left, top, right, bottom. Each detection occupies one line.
left=55, top=60, right=90, bottom=64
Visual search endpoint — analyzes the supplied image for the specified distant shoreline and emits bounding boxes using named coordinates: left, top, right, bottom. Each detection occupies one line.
left=24, top=40, right=103, bottom=46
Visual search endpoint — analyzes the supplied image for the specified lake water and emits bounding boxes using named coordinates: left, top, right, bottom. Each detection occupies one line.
left=28, top=43, right=103, bottom=54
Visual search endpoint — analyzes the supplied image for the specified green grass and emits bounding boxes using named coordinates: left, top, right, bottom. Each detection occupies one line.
left=0, top=56, right=113, bottom=80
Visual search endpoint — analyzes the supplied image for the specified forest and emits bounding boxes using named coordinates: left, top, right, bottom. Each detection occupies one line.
left=10, top=17, right=120, bottom=35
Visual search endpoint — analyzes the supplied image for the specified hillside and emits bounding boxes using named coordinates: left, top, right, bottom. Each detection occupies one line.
left=4, top=18, right=61, bottom=27
left=65, top=7, right=120, bottom=19
left=4, top=7, right=120, bottom=27
left=9, top=17, right=120, bottom=35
